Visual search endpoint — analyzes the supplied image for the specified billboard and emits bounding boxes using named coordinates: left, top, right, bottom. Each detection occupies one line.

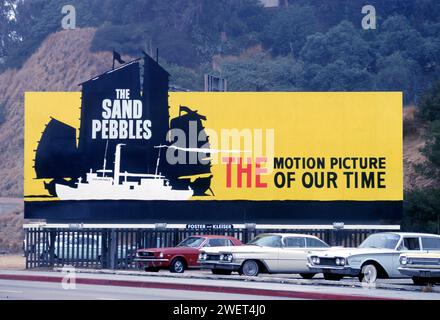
left=24, top=57, right=403, bottom=223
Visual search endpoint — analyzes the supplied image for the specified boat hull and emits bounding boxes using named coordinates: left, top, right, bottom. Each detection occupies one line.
left=55, top=183, right=193, bottom=201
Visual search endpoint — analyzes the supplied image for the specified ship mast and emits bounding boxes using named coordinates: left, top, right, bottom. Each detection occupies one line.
left=155, top=147, right=161, bottom=177
left=102, top=140, right=109, bottom=177
left=114, top=144, right=125, bottom=185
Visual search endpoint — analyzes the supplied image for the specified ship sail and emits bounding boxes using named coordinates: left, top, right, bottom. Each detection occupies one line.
left=34, top=118, right=80, bottom=179
left=77, top=60, right=147, bottom=176
left=32, top=52, right=213, bottom=199
left=164, top=105, right=213, bottom=196
left=141, top=54, right=170, bottom=173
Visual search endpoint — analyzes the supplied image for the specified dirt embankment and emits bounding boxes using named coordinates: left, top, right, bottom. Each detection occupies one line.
left=0, top=204, right=24, bottom=254
left=0, top=27, right=125, bottom=198
left=403, top=106, right=436, bottom=191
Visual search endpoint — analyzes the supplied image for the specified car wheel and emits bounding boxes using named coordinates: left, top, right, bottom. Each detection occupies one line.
left=212, top=269, right=232, bottom=275
left=359, top=263, right=378, bottom=284
left=412, top=277, right=430, bottom=286
left=239, top=260, right=259, bottom=277
left=39, top=252, right=50, bottom=264
left=300, top=273, right=316, bottom=279
left=170, top=258, right=186, bottom=273
left=323, top=273, right=343, bottom=281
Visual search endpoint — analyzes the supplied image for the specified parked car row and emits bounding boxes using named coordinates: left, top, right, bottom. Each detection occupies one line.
left=35, top=234, right=137, bottom=267
left=135, top=232, right=440, bottom=285
left=307, top=232, right=440, bottom=284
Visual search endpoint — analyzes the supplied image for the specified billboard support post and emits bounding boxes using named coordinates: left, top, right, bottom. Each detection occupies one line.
left=49, top=230, right=56, bottom=266
left=244, top=223, right=256, bottom=243
left=101, top=230, right=108, bottom=269
left=155, top=223, right=167, bottom=248
left=109, top=229, right=117, bottom=269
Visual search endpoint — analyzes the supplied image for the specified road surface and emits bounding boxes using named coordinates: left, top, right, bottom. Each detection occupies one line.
left=0, top=270, right=439, bottom=300
left=0, top=278, right=277, bottom=300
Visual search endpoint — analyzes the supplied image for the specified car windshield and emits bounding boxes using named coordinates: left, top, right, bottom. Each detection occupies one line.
left=247, top=235, right=282, bottom=248
left=359, top=233, right=400, bottom=249
left=177, top=237, right=205, bottom=248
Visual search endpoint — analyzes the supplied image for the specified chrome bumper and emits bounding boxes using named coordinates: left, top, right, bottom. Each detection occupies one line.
left=198, top=261, right=241, bottom=271
left=307, top=263, right=360, bottom=276
left=134, top=258, right=169, bottom=263
left=398, top=267, right=440, bottom=278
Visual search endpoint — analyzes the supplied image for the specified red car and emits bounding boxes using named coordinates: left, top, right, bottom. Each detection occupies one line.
left=135, top=235, right=242, bottom=273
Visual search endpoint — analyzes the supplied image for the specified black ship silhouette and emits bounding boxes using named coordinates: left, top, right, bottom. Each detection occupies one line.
left=33, top=53, right=213, bottom=200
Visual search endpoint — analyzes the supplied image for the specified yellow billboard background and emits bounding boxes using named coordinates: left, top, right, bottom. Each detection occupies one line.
left=25, top=92, right=403, bottom=201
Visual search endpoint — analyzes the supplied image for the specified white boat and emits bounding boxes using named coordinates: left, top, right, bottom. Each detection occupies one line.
left=55, top=144, right=193, bottom=201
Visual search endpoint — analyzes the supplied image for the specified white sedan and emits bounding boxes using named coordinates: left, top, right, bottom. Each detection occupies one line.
left=308, top=232, right=440, bottom=283
left=198, top=233, right=330, bottom=277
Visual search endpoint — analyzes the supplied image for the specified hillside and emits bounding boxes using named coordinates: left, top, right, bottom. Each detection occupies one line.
left=0, top=208, right=24, bottom=253
left=0, top=28, right=128, bottom=197
left=0, top=27, right=434, bottom=198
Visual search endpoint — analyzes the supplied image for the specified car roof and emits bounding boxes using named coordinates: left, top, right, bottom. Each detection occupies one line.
left=196, top=235, right=237, bottom=239
left=372, top=232, right=440, bottom=238
left=257, top=233, right=319, bottom=238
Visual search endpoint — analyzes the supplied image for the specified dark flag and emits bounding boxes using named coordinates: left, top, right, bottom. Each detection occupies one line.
left=112, top=50, right=125, bottom=68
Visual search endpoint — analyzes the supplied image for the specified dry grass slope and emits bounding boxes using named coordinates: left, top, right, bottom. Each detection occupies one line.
left=403, top=106, right=436, bottom=191
left=0, top=207, right=24, bottom=253
left=0, top=28, right=127, bottom=197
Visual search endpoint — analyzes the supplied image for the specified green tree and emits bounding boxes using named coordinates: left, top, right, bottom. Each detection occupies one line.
left=374, top=52, right=418, bottom=103
left=403, top=189, right=440, bottom=234
left=376, top=15, right=425, bottom=62
left=404, top=82, right=440, bottom=234
left=422, top=120, right=440, bottom=173
left=300, top=21, right=375, bottom=69
left=419, top=81, right=440, bottom=122
left=305, top=60, right=374, bottom=91
left=261, top=4, right=318, bottom=57
left=0, top=103, right=6, bottom=125
left=218, top=54, right=304, bottom=91
left=0, top=0, right=20, bottom=64
left=3, top=0, right=103, bottom=70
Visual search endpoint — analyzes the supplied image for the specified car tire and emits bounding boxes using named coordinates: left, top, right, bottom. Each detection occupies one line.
left=39, top=252, right=50, bottom=264
left=170, top=258, right=186, bottom=273
left=300, top=273, right=316, bottom=279
left=412, top=276, right=430, bottom=286
left=239, top=260, right=260, bottom=277
left=323, top=273, right=343, bottom=281
left=359, top=263, right=378, bottom=284
left=212, top=269, right=232, bottom=275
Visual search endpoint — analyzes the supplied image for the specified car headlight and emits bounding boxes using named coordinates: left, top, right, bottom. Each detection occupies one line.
left=159, top=252, right=164, bottom=258
left=221, top=254, right=233, bottom=262
left=335, top=257, right=346, bottom=266
left=198, top=253, right=207, bottom=260
left=400, top=256, right=408, bottom=265
left=311, top=256, right=320, bottom=265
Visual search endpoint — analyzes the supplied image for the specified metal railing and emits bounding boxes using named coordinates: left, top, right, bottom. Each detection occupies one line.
left=23, top=227, right=392, bottom=270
